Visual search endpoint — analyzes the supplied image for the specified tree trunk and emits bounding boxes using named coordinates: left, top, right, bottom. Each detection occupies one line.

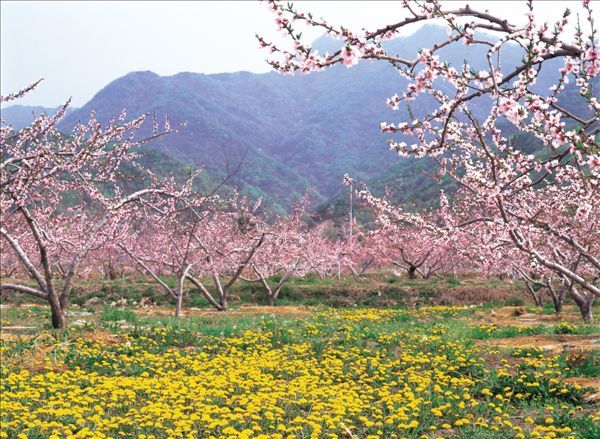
left=349, top=265, right=361, bottom=280
left=186, top=274, right=226, bottom=311
left=109, top=264, right=117, bottom=281
left=174, top=292, right=183, bottom=317
left=520, top=272, right=545, bottom=308
left=59, top=291, right=70, bottom=310
left=578, top=300, right=594, bottom=323
left=174, top=275, right=186, bottom=318
left=267, top=283, right=285, bottom=307
left=408, top=266, right=417, bottom=279
left=212, top=274, right=229, bottom=311
left=358, top=259, right=374, bottom=277
left=48, top=294, right=66, bottom=329
left=547, top=283, right=565, bottom=315
left=551, top=294, right=563, bottom=315
left=219, top=295, right=228, bottom=311
left=570, top=289, right=595, bottom=323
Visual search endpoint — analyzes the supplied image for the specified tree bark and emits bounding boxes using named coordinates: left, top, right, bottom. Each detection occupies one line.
left=577, top=300, right=594, bottom=323
left=59, top=293, right=70, bottom=311
left=174, top=275, right=184, bottom=318
left=175, top=292, right=183, bottom=318
left=212, top=273, right=229, bottom=311
left=408, top=265, right=417, bottom=279
left=522, top=276, right=545, bottom=307
left=551, top=294, right=563, bottom=314
left=547, top=283, right=565, bottom=315
left=570, top=287, right=595, bottom=323
left=186, top=274, right=226, bottom=311
left=219, top=294, right=228, bottom=311
left=48, top=293, right=66, bottom=329
left=349, top=265, right=362, bottom=280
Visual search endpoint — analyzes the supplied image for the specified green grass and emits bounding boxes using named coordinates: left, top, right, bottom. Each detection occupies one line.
left=101, top=307, right=139, bottom=323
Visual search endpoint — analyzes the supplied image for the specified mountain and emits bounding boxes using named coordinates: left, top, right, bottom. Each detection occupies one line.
left=4, top=25, right=591, bottom=214
left=51, top=25, right=477, bottom=211
left=0, top=105, right=76, bottom=130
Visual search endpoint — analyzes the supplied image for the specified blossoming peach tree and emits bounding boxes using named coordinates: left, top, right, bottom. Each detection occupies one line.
left=0, top=80, right=184, bottom=328
left=260, top=0, right=599, bottom=320
left=117, top=192, right=267, bottom=314
left=241, top=196, right=334, bottom=305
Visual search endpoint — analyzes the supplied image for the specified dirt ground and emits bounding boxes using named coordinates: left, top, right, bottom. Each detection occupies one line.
left=472, top=305, right=586, bottom=326
left=563, top=377, right=600, bottom=403
left=134, top=304, right=313, bottom=317
left=482, top=333, right=600, bottom=352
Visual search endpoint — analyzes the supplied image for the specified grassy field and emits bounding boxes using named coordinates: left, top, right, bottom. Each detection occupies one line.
left=1, top=298, right=599, bottom=439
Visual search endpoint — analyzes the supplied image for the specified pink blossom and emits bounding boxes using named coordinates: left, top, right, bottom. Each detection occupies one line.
left=341, top=44, right=360, bottom=67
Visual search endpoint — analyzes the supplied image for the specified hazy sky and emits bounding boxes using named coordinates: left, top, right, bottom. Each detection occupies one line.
left=1, top=1, right=592, bottom=107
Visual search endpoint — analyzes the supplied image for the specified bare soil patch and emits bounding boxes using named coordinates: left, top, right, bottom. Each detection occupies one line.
left=483, top=334, right=600, bottom=352
left=473, top=306, right=585, bottom=327
left=0, top=330, right=49, bottom=342
left=79, top=330, right=126, bottom=344
left=133, top=305, right=312, bottom=317
left=1, top=325, right=37, bottom=331
left=564, top=377, right=600, bottom=404
left=234, top=305, right=311, bottom=315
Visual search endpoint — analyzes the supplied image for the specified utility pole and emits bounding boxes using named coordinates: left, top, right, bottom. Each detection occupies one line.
left=349, top=178, right=353, bottom=239
left=344, top=174, right=355, bottom=240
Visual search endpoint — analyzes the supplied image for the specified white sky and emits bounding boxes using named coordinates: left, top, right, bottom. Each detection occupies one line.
left=1, top=1, right=594, bottom=107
